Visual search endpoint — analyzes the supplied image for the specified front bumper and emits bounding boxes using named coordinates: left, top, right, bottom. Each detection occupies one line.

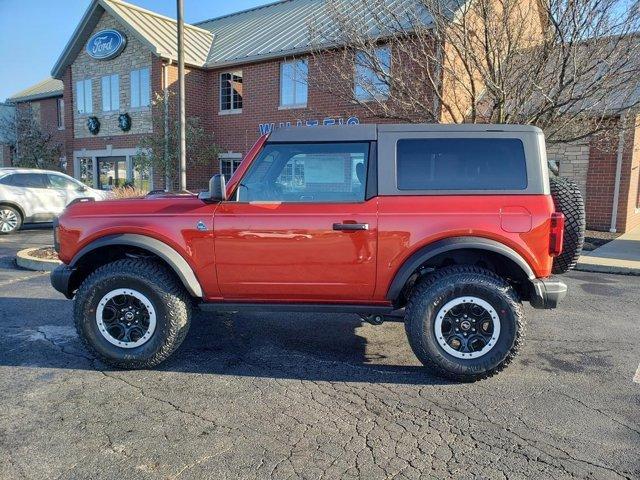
left=50, top=264, right=76, bottom=299
left=529, top=277, right=567, bottom=309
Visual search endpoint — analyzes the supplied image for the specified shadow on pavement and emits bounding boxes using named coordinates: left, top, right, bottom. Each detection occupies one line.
left=0, top=296, right=447, bottom=385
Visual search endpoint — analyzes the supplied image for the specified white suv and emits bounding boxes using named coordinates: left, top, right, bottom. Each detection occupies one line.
left=0, top=168, right=110, bottom=234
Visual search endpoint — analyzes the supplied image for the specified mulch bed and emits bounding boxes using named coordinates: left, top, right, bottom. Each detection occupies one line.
left=583, top=230, right=621, bottom=252
left=28, top=247, right=60, bottom=261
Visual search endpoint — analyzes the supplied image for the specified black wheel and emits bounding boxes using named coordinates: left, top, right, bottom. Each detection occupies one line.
left=405, top=265, right=524, bottom=382
left=74, top=258, right=192, bottom=369
left=0, top=205, right=22, bottom=234
left=549, top=177, right=585, bottom=274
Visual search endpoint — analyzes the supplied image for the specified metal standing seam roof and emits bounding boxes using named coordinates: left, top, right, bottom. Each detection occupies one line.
left=195, top=0, right=440, bottom=68
left=51, top=0, right=467, bottom=78
left=102, top=0, right=213, bottom=65
left=7, top=77, right=64, bottom=103
left=51, top=0, right=213, bottom=78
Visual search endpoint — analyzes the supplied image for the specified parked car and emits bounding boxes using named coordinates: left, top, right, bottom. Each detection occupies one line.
left=0, top=168, right=110, bottom=234
left=50, top=124, right=585, bottom=381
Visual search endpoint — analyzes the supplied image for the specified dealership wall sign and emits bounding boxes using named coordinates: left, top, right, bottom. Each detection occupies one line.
left=86, top=29, right=127, bottom=60
left=259, top=116, right=359, bottom=135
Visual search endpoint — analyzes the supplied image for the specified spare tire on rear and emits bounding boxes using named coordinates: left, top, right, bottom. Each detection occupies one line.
left=549, top=177, right=585, bottom=274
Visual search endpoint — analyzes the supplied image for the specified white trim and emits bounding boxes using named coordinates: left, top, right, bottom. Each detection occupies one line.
left=218, top=151, right=243, bottom=159
left=278, top=104, right=307, bottom=111
left=218, top=109, right=242, bottom=115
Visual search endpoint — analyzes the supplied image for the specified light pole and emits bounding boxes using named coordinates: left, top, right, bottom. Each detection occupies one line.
left=177, top=0, right=186, bottom=191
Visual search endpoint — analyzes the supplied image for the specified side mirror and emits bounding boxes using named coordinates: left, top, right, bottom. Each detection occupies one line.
left=77, top=185, right=87, bottom=192
left=198, top=174, right=227, bottom=203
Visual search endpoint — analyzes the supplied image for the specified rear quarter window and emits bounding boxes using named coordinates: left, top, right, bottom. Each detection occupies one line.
left=396, top=138, right=527, bottom=191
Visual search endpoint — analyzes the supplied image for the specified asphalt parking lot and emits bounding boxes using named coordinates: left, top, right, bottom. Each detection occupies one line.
left=0, top=229, right=638, bottom=479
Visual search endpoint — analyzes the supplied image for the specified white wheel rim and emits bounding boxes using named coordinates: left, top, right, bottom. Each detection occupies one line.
left=0, top=209, right=18, bottom=232
left=434, top=296, right=501, bottom=359
left=96, top=288, right=157, bottom=349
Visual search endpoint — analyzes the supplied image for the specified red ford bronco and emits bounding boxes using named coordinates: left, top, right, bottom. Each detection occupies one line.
left=51, top=124, right=584, bottom=381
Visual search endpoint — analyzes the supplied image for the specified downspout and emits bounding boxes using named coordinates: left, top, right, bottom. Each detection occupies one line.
left=609, top=114, right=627, bottom=233
left=163, top=59, right=171, bottom=191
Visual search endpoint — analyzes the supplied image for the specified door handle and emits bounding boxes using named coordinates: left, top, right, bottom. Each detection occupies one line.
left=333, top=223, right=369, bottom=231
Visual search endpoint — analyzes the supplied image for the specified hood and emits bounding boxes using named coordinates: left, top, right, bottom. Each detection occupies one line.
left=63, top=194, right=209, bottom=218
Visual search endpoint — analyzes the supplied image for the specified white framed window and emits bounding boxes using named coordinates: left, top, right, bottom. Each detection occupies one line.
left=56, top=98, right=64, bottom=129
left=220, top=71, right=243, bottom=112
left=75, top=79, right=93, bottom=114
left=354, top=46, right=391, bottom=101
left=219, top=154, right=243, bottom=180
left=131, top=68, right=150, bottom=108
left=101, top=74, right=120, bottom=112
left=280, top=59, right=308, bottom=108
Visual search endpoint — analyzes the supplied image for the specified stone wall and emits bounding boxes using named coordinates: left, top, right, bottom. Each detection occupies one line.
left=546, top=140, right=590, bottom=201
left=71, top=12, right=153, bottom=139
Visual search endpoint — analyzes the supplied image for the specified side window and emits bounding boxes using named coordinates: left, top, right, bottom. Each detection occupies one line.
left=0, top=174, right=16, bottom=186
left=3, top=173, right=48, bottom=188
left=396, top=138, right=528, bottom=191
left=76, top=79, right=93, bottom=114
left=101, top=74, right=120, bottom=112
left=131, top=68, right=150, bottom=108
left=48, top=174, right=82, bottom=190
left=239, top=143, right=369, bottom=203
left=220, top=71, right=243, bottom=111
left=219, top=156, right=242, bottom=181
left=354, top=46, right=391, bottom=101
left=280, top=60, right=308, bottom=108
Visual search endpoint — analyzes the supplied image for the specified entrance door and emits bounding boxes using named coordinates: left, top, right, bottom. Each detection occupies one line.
left=214, top=141, right=377, bottom=302
left=97, top=156, right=127, bottom=190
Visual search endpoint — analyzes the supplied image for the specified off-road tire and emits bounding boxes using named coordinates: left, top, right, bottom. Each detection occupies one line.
left=74, top=258, right=192, bottom=369
left=405, top=265, right=524, bottom=382
left=549, top=176, right=585, bottom=274
left=0, top=205, right=22, bottom=234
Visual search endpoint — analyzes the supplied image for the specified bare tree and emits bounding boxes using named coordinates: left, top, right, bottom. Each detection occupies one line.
left=0, top=104, right=62, bottom=169
left=135, top=92, right=221, bottom=191
left=309, top=0, right=640, bottom=144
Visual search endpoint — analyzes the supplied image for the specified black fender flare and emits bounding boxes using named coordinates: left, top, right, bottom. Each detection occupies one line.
left=70, top=234, right=203, bottom=298
left=386, top=236, right=535, bottom=301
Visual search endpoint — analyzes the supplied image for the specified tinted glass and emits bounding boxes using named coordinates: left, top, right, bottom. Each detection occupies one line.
left=239, top=143, right=369, bottom=203
left=48, top=174, right=80, bottom=190
left=396, top=138, right=527, bottom=191
left=1, top=173, right=47, bottom=188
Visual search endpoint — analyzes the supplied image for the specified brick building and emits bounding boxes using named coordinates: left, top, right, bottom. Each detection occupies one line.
left=5, top=79, right=67, bottom=168
left=0, top=102, right=16, bottom=167
left=6, top=0, right=640, bottom=232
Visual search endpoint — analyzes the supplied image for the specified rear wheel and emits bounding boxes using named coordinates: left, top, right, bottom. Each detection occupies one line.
left=74, top=258, right=192, bottom=369
left=405, top=265, right=524, bottom=382
left=0, top=206, right=22, bottom=234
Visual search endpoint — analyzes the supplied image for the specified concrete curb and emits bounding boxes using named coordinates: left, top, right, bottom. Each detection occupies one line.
left=575, top=256, right=640, bottom=275
left=16, top=247, right=62, bottom=272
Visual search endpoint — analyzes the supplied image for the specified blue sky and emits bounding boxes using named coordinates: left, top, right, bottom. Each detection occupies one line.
left=0, top=0, right=270, bottom=102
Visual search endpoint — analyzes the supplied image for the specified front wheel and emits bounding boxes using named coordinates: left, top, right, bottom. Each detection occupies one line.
left=0, top=206, right=22, bottom=234
left=405, top=265, right=524, bottom=382
left=74, top=259, right=192, bottom=369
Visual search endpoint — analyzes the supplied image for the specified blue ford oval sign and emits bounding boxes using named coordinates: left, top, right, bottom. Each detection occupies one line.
left=86, top=29, right=127, bottom=60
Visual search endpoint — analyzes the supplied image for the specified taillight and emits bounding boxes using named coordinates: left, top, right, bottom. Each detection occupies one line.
left=549, top=212, right=565, bottom=257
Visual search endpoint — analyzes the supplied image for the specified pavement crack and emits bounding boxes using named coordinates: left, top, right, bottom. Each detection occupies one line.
left=98, top=371, right=223, bottom=431
left=557, top=391, right=640, bottom=436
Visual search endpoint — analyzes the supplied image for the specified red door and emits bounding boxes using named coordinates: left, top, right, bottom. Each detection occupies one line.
left=213, top=141, right=378, bottom=302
